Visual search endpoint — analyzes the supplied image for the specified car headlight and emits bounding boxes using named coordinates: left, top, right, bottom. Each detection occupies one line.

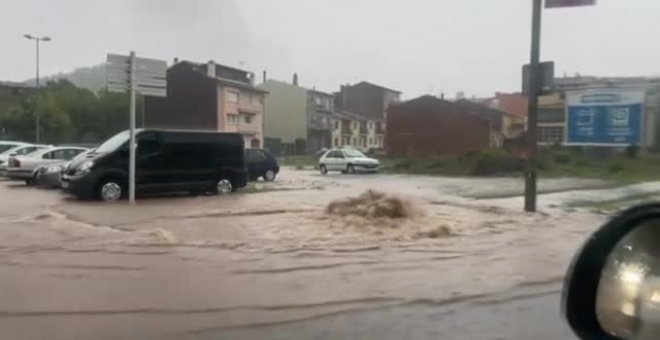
left=47, top=165, right=62, bottom=173
left=75, top=161, right=94, bottom=175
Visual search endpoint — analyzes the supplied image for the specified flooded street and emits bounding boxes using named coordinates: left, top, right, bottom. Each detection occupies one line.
left=0, top=168, right=643, bottom=339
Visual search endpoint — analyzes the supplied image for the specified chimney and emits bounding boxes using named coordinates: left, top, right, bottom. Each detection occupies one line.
left=262, top=70, right=267, bottom=83
left=341, top=85, right=348, bottom=109
left=440, top=93, right=445, bottom=100
left=173, top=57, right=179, bottom=64
left=293, top=73, right=298, bottom=86
left=207, top=60, right=216, bottom=78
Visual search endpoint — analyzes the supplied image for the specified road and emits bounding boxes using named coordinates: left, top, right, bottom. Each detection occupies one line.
left=183, top=284, right=575, bottom=340
left=1, top=168, right=649, bottom=340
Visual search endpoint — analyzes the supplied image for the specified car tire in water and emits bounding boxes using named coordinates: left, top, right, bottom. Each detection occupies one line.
left=96, top=178, right=125, bottom=202
left=346, top=164, right=355, bottom=174
left=320, top=164, right=328, bottom=175
left=263, top=169, right=276, bottom=182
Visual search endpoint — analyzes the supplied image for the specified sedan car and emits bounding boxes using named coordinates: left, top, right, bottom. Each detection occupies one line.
left=6, top=146, right=89, bottom=185
left=35, top=149, right=95, bottom=188
left=318, top=148, right=380, bottom=175
left=0, top=144, right=48, bottom=175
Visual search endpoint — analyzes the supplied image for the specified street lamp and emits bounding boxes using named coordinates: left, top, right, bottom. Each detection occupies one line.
left=24, top=34, right=52, bottom=143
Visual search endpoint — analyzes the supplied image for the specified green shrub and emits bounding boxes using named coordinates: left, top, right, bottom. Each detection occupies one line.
left=554, top=152, right=572, bottom=164
left=467, top=150, right=524, bottom=176
left=427, top=158, right=446, bottom=169
left=626, top=145, right=639, bottom=159
left=609, top=161, right=625, bottom=173
left=575, top=158, right=589, bottom=167
left=393, top=159, right=413, bottom=171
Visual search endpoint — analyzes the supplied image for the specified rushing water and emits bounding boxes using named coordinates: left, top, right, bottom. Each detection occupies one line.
left=0, top=170, right=642, bottom=339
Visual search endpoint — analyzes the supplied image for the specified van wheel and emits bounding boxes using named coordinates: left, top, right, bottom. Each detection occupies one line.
left=215, top=178, right=233, bottom=195
left=97, top=179, right=124, bottom=202
left=346, top=164, right=355, bottom=174
left=263, top=170, right=276, bottom=182
left=320, top=164, right=328, bottom=175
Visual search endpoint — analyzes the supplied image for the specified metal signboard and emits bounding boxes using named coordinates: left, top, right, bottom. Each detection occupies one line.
left=106, top=53, right=167, bottom=97
left=522, top=61, right=554, bottom=95
left=545, top=0, right=596, bottom=8
left=565, top=90, right=645, bottom=146
left=105, top=52, right=167, bottom=204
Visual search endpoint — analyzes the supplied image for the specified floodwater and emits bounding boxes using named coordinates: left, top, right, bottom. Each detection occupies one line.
left=0, top=169, right=653, bottom=339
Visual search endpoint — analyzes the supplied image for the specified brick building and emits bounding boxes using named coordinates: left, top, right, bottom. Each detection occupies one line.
left=386, top=95, right=491, bottom=157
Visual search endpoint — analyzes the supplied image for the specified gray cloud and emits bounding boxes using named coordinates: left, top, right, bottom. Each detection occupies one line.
left=1, top=0, right=659, bottom=98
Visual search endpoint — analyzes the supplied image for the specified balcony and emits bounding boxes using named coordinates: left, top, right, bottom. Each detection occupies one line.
left=237, top=123, right=261, bottom=134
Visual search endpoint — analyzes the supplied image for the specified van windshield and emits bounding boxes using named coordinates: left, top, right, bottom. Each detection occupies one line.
left=96, top=131, right=129, bottom=153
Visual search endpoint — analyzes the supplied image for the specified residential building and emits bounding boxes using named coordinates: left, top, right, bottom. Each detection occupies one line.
left=334, top=81, right=401, bottom=121
left=331, top=111, right=384, bottom=151
left=454, top=99, right=507, bottom=148
left=538, top=93, right=565, bottom=146
left=258, top=79, right=335, bottom=154
left=144, top=60, right=267, bottom=148
left=386, top=95, right=491, bottom=157
left=482, top=92, right=528, bottom=138
left=258, top=79, right=386, bottom=154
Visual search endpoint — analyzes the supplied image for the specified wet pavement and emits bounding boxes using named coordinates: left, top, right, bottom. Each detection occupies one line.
left=1, top=168, right=654, bottom=339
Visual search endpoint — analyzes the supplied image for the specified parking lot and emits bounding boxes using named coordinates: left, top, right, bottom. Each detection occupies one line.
left=0, top=168, right=618, bottom=339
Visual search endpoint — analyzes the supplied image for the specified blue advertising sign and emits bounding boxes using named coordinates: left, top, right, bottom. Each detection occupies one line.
left=565, top=91, right=645, bottom=146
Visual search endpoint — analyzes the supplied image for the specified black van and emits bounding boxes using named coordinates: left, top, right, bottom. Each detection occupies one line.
left=246, top=148, right=279, bottom=181
left=62, top=129, right=248, bottom=201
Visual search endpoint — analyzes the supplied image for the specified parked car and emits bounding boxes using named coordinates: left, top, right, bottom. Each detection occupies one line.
left=61, top=129, right=248, bottom=201
left=35, top=149, right=96, bottom=188
left=6, top=146, right=89, bottom=185
left=0, top=141, right=29, bottom=154
left=246, top=148, right=279, bottom=181
left=318, top=148, right=380, bottom=175
left=0, top=143, right=47, bottom=174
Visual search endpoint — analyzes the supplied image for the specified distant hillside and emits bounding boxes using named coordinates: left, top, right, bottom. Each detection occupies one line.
left=24, top=63, right=107, bottom=94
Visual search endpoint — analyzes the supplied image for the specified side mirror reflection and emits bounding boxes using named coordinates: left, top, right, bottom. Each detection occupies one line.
left=597, top=218, right=660, bottom=339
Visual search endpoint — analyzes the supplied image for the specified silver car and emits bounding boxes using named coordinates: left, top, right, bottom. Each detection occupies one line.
left=35, top=149, right=95, bottom=188
left=6, top=147, right=89, bottom=185
left=0, top=143, right=45, bottom=174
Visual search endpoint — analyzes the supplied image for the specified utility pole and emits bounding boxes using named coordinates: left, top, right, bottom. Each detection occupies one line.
left=24, top=34, right=52, bottom=144
left=524, top=0, right=542, bottom=213
left=128, top=51, right=137, bottom=204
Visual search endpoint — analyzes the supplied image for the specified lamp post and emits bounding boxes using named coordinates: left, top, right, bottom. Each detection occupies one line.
left=23, top=34, right=52, bottom=143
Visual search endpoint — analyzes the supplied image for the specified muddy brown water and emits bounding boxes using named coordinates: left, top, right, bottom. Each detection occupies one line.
left=0, top=171, right=609, bottom=339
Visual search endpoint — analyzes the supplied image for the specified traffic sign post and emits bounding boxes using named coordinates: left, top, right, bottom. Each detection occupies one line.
left=523, top=0, right=596, bottom=213
left=106, top=52, right=166, bottom=204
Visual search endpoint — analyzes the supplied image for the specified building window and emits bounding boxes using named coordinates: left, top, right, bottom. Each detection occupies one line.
left=334, top=121, right=339, bottom=130
left=227, top=114, right=239, bottom=124
left=353, top=122, right=358, bottom=130
left=352, top=138, right=357, bottom=145
left=334, top=138, right=339, bottom=147
left=227, top=90, right=239, bottom=103
left=244, top=114, right=253, bottom=124
left=342, top=137, right=350, bottom=145
left=368, top=122, right=373, bottom=130
left=539, top=127, right=564, bottom=144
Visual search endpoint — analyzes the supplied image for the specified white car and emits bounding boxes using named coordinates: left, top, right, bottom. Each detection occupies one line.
left=318, top=148, right=380, bottom=175
left=6, top=146, right=89, bottom=185
left=0, top=144, right=49, bottom=174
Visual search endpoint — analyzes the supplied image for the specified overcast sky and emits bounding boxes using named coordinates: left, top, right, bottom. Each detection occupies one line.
left=1, top=0, right=658, bottom=98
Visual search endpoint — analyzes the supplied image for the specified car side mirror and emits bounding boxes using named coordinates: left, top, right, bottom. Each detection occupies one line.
left=563, top=204, right=660, bottom=340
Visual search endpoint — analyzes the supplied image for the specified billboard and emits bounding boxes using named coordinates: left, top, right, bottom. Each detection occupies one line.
left=565, top=90, right=645, bottom=146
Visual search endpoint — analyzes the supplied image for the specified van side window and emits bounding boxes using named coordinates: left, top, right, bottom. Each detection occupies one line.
left=138, top=134, right=161, bottom=158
